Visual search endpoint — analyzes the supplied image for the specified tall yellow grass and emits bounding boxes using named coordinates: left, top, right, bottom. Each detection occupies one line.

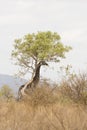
left=0, top=96, right=87, bottom=130
left=1, top=74, right=87, bottom=130
left=0, top=93, right=87, bottom=130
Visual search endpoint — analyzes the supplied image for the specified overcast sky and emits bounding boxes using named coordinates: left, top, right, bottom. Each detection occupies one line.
left=0, top=0, right=87, bottom=80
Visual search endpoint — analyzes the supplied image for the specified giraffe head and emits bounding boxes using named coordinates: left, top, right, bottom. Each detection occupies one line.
left=39, top=60, right=48, bottom=66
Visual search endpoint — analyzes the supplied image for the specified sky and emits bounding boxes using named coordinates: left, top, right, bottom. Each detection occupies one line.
left=0, top=0, right=87, bottom=80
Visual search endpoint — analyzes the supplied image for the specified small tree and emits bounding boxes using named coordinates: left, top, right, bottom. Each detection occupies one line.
left=0, top=85, right=14, bottom=100
left=11, top=31, right=71, bottom=76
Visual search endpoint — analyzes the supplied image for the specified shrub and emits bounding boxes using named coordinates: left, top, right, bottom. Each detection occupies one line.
left=22, top=81, right=58, bottom=106
left=60, top=73, right=87, bottom=104
left=0, top=85, right=14, bottom=100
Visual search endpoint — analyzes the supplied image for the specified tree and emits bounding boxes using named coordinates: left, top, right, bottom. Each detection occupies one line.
left=11, top=31, right=72, bottom=76
left=0, top=85, right=14, bottom=99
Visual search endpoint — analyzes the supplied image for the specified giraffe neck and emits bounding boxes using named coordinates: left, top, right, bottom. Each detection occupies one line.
left=33, top=64, right=41, bottom=81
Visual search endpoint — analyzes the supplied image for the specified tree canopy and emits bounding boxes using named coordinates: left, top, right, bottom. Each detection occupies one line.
left=11, top=31, right=72, bottom=76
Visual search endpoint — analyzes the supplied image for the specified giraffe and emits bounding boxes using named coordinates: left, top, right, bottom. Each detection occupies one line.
left=18, top=60, right=48, bottom=99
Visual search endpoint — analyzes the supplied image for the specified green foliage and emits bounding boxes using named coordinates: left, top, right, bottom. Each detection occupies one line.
left=12, top=31, right=72, bottom=75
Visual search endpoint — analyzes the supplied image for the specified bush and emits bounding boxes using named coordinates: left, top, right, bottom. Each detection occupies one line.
left=22, top=82, right=58, bottom=106
left=60, top=73, right=87, bottom=104
left=0, top=85, right=14, bottom=100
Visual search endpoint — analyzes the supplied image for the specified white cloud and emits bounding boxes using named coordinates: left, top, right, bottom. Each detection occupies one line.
left=17, top=0, right=35, bottom=8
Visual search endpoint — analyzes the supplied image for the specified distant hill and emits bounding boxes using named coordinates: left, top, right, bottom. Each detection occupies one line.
left=0, top=74, right=27, bottom=93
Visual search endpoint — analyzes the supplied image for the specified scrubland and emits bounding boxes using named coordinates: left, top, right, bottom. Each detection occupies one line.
left=0, top=74, right=87, bottom=130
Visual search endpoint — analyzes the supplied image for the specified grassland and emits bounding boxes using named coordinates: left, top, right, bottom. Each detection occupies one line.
left=0, top=99, right=87, bottom=130
left=0, top=74, right=87, bottom=130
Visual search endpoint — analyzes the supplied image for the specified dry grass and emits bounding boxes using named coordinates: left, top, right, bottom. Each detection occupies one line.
left=60, top=73, right=87, bottom=104
left=1, top=74, right=87, bottom=130
left=0, top=97, right=87, bottom=130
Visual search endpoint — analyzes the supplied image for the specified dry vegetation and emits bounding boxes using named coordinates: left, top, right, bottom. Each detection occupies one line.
left=1, top=74, right=87, bottom=130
